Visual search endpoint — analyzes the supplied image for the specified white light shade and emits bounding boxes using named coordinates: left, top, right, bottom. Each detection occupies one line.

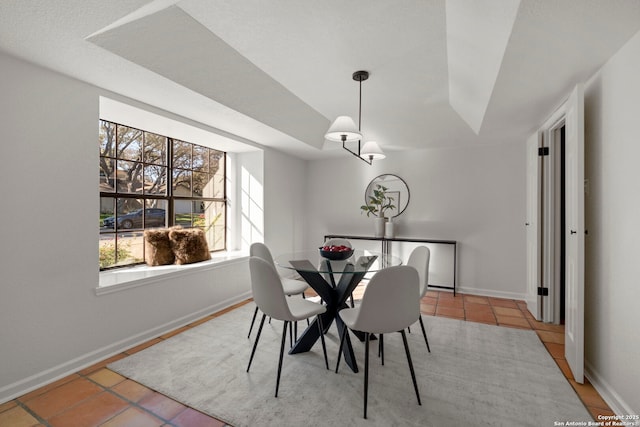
left=361, top=141, right=385, bottom=160
left=324, top=116, right=362, bottom=142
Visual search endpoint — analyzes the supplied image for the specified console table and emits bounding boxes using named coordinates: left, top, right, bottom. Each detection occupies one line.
left=324, top=234, right=458, bottom=295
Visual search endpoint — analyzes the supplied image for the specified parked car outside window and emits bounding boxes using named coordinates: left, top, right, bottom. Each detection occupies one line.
left=102, top=208, right=166, bottom=229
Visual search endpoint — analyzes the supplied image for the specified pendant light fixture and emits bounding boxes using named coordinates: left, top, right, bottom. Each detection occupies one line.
left=324, top=70, right=385, bottom=165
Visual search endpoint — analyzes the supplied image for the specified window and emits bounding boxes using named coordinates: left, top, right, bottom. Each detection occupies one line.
left=99, top=120, right=226, bottom=269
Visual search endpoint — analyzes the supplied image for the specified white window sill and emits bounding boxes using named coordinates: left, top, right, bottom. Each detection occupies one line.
left=96, top=250, right=249, bottom=295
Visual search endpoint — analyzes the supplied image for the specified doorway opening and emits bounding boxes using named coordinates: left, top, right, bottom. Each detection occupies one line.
left=542, top=123, right=566, bottom=324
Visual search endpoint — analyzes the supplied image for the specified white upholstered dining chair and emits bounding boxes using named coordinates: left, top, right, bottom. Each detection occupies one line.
left=247, top=257, right=329, bottom=397
left=335, top=265, right=422, bottom=419
left=247, top=242, right=309, bottom=339
left=407, top=246, right=431, bottom=352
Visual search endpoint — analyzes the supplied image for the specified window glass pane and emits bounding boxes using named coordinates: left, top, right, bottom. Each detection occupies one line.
left=144, top=133, right=167, bottom=165
left=114, top=232, right=144, bottom=265
left=100, top=158, right=115, bottom=193
left=192, top=145, right=208, bottom=171
left=144, top=165, right=167, bottom=195
left=173, top=140, right=191, bottom=169
left=211, top=152, right=225, bottom=198
left=210, top=151, right=223, bottom=174
left=99, top=235, right=118, bottom=269
left=144, top=200, right=167, bottom=229
left=117, top=125, right=143, bottom=161
left=99, top=120, right=115, bottom=158
left=202, top=201, right=226, bottom=251
left=192, top=171, right=211, bottom=197
left=100, top=197, right=115, bottom=229
left=174, top=199, right=192, bottom=227
left=192, top=200, right=205, bottom=228
left=115, top=198, right=143, bottom=230
left=117, top=160, right=144, bottom=194
left=173, top=169, right=192, bottom=196
left=99, top=232, right=143, bottom=268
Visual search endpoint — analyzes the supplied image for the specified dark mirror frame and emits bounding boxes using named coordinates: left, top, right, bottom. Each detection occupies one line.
left=364, top=174, right=410, bottom=218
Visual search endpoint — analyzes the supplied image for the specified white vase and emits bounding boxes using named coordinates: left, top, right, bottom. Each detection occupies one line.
left=374, top=217, right=385, bottom=237
left=384, top=220, right=394, bottom=238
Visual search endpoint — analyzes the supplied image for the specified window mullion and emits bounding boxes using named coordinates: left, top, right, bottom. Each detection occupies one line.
left=168, top=138, right=174, bottom=227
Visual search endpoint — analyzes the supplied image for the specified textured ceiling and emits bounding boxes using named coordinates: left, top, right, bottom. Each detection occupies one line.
left=1, top=0, right=640, bottom=159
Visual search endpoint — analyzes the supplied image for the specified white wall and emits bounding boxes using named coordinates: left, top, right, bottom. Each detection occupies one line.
left=305, top=143, right=526, bottom=298
left=583, top=29, right=640, bottom=414
left=263, top=148, right=307, bottom=257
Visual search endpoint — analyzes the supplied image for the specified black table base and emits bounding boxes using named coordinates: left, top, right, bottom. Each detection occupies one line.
left=288, top=256, right=377, bottom=373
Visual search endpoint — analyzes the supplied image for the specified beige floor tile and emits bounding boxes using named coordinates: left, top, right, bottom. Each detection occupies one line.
left=0, top=405, right=40, bottom=427
left=100, top=406, right=164, bottom=427
left=138, top=392, right=187, bottom=421
left=493, top=306, right=525, bottom=318
left=111, top=379, right=155, bottom=403
left=23, top=377, right=103, bottom=420
left=88, top=369, right=126, bottom=388
left=48, top=392, right=128, bottom=427
left=488, top=297, right=519, bottom=308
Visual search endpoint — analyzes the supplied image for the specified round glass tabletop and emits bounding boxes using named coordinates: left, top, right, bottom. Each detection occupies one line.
left=274, top=249, right=402, bottom=274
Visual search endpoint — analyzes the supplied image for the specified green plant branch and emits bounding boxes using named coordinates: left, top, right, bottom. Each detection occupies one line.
left=360, top=184, right=396, bottom=218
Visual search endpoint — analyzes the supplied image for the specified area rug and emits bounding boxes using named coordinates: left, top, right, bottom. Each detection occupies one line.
left=109, top=303, right=592, bottom=426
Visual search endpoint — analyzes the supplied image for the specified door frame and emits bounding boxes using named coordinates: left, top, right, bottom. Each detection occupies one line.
left=525, top=131, right=542, bottom=321
left=541, top=119, right=565, bottom=323
left=534, top=84, right=585, bottom=383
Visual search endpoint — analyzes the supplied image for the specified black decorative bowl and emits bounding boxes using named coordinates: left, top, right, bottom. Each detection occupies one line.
left=319, top=247, right=354, bottom=261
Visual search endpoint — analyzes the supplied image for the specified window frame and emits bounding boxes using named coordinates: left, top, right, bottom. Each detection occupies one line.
left=99, top=119, right=227, bottom=270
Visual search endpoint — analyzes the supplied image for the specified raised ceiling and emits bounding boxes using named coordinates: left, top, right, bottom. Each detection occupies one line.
left=1, top=0, right=640, bottom=159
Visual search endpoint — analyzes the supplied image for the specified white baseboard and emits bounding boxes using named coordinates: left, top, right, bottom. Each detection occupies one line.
left=0, top=291, right=251, bottom=404
left=585, top=361, right=636, bottom=416
left=455, top=285, right=528, bottom=302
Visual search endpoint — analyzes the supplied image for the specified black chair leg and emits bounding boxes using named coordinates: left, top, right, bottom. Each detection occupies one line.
left=247, top=314, right=266, bottom=372
left=364, top=332, right=370, bottom=419
left=400, top=330, right=421, bottom=406
left=335, top=325, right=348, bottom=373
left=418, top=316, right=431, bottom=352
left=379, top=334, right=384, bottom=366
left=287, top=321, right=298, bottom=348
left=302, top=294, right=311, bottom=326
left=275, top=321, right=289, bottom=398
left=247, top=306, right=259, bottom=338
left=317, top=316, right=329, bottom=369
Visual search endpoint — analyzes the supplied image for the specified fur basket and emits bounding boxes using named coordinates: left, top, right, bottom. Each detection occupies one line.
left=168, top=227, right=212, bottom=265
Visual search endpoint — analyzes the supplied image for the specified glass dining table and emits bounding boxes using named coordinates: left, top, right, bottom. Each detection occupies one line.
left=274, top=249, right=402, bottom=373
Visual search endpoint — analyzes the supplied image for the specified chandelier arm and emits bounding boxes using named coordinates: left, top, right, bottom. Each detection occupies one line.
left=342, top=136, right=372, bottom=165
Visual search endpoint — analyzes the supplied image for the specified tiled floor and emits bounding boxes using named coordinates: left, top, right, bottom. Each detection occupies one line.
left=0, top=291, right=613, bottom=427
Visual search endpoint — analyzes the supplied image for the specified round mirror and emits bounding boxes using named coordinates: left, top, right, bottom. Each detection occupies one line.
left=364, top=174, right=410, bottom=218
